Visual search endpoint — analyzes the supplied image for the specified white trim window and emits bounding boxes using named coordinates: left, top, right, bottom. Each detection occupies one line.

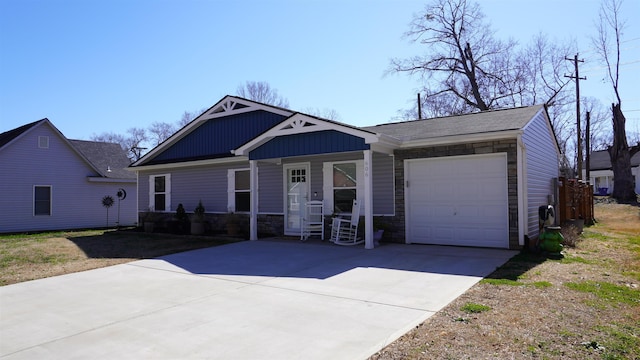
left=228, top=169, right=251, bottom=212
left=34, top=185, right=52, bottom=216
left=323, top=160, right=363, bottom=214
left=149, top=174, right=171, bottom=211
left=38, top=136, right=49, bottom=149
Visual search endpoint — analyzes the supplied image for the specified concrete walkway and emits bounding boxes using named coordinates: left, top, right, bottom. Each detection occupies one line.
left=0, top=241, right=515, bottom=360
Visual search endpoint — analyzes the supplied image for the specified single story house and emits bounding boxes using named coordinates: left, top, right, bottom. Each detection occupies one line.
left=584, top=149, right=640, bottom=195
left=130, top=96, right=560, bottom=249
left=0, top=119, right=137, bottom=233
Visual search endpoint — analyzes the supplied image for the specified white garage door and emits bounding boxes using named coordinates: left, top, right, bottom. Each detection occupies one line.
left=405, top=154, right=509, bottom=248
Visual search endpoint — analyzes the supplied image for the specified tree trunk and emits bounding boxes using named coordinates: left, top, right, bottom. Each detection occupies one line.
left=607, top=103, right=636, bottom=202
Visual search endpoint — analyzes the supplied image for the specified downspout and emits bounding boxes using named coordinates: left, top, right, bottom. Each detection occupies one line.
left=517, top=135, right=527, bottom=247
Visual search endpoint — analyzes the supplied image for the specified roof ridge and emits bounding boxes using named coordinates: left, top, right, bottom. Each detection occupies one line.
left=372, top=104, right=544, bottom=128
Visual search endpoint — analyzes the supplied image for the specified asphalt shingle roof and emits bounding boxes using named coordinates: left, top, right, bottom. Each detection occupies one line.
left=0, top=119, right=45, bottom=149
left=363, top=105, right=544, bottom=141
left=69, top=140, right=134, bottom=179
left=589, top=149, right=640, bottom=170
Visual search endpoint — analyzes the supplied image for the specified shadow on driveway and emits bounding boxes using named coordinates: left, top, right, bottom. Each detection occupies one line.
left=157, top=240, right=518, bottom=280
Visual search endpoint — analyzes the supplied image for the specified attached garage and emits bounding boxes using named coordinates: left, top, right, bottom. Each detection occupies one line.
left=405, top=154, right=509, bottom=248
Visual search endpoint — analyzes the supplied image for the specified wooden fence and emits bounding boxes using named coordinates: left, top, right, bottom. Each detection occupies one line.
left=557, top=177, right=594, bottom=226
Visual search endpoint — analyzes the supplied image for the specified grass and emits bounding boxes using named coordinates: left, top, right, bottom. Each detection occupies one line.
left=480, top=278, right=522, bottom=286
left=597, top=323, right=640, bottom=360
left=460, top=302, right=491, bottom=313
left=565, top=281, right=640, bottom=305
left=0, top=228, right=242, bottom=286
left=371, top=202, right=640, bottom=360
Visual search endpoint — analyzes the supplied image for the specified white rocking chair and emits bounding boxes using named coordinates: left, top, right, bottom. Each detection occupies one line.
left=301, top=200, right=324, bottom=241
left=331, top=199, right=363, bottom=246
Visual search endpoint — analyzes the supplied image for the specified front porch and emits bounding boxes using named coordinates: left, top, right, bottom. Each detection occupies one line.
left=233, top=113, right=399, bottom=249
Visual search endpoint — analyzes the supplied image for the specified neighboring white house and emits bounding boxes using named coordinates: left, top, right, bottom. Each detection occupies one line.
left=129, top=96, right=561, bottom=250
left=0, top=119, right=137, bottom=233
left=584, top=150, right=640, bottom=195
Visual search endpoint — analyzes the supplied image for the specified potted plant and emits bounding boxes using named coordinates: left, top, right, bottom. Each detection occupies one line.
left=190, top=200, right=206, bottom=235
left=140, top=208, right=157, bottom=233
left=373, top=217, right=391, bottom=244
left=225, top=211, right=240, bottom=236
left=175, top=203, right=188, bottom=234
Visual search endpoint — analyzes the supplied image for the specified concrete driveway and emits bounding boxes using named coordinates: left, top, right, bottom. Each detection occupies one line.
left=0, top=241, right=515, bottom=360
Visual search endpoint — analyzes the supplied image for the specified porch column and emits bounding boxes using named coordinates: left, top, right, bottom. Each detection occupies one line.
left=363, top=150, right=374, bottom=249
left=249, top=160, right=258, bottom=241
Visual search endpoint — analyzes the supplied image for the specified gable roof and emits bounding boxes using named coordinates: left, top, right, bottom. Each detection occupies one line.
left=131, top=95, right=294, bottom=167
left=233, top=112, right=399, bottom=157
left=589, top=149, right=640, bottom=170
left=69, top=140, right=134, bottom=179
left=130, top=98, right=553, bottom=169
left=1, top=119, right=134, bottom=180
left=0, top=119, right=45, bottom=149
left=363, top=105, right=545, bottom=142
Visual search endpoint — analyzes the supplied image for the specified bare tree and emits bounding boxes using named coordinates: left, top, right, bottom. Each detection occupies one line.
left=302, top=107, right=342, bottom=121
left=91, top=127, right=148, bottom=162
left=123, top=127, right=148, bottom=161
left=178, top=107, right=208, bottom=127
left=90, top=132, right=126, bottom=145
left=236, top=81, right=290, bottom=108
left=389, top=0, right=524, bottom=112
left=148, top=121, right=176, bottom=147
left=390, top=0, right=571, bottom=116
left=592, top=0, right=639, bottom=202
left=582, top=97, right=612, bottom=152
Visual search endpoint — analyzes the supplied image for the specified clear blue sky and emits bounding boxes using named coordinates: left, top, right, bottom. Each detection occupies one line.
left=1, top=0, right=638, bottom=140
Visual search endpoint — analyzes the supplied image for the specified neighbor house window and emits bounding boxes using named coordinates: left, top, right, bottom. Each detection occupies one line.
left=323, top=161, right=363, bottom=214
left=34, top=185, right=51, bottom=215
left=149, top=174, right=171, bottom=211
left=38, top=136, right=49, bottom=148
left=228, top=169, right=250, bottom=212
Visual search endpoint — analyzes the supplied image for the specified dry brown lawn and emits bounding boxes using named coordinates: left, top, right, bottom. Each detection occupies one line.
left=370, top=202, right=640, bottom=360
left=0, top=229, right=241, bottom=286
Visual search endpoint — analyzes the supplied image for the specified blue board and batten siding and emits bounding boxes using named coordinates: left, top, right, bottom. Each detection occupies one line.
left=150, top=111, right=287, bottom=164
left=0, top=123, right=137, bottom=233
left=522, top=109, right=560, bottom=238
left=249, top=130, right=369, bottom=160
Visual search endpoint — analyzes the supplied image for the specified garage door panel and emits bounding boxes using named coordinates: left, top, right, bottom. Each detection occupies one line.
left=406, top=154, right=509, bottom=248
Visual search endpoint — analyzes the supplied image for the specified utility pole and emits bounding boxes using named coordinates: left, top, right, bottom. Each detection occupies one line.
left=565, top=54, right=586, bottom=180
left=585, top=111, right=591, bottom=182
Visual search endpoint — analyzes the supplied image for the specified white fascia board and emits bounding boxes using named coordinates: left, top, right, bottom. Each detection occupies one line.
left=370, top=142, right=396, bottom=155
left=399, top=130, right=523, bottom=148
left=86, top=177, right=137, bottom=183
left=130, top=156, right=249, bottom=172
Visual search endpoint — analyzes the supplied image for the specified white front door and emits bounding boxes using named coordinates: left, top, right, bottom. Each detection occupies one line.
left=284, top=163, right=310, bottom=235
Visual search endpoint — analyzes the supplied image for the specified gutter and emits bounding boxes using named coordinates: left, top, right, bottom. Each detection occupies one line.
left=127, top=156, right=249, bottom=172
